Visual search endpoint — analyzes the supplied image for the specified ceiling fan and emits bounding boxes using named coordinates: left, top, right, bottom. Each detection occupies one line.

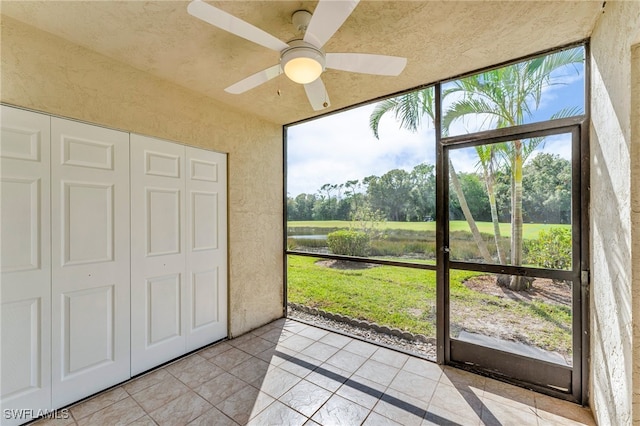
left=187, top=0, right=407, bottom=111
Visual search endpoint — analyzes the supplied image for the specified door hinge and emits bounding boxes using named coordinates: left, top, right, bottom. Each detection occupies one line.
left=581, top=270, right=590, bottom=288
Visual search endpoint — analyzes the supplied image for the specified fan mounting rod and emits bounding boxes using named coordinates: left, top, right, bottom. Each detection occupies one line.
left=291, top=10, right=312, bottom=33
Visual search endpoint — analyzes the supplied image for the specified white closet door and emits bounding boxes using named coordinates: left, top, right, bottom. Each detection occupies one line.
left=130, top=134, right=186, bottom=375
left=0, top=106, right=52, bottom=425
left=51, top=118, right=130, bottom=407
left=185, top=147, right=227, bottom=350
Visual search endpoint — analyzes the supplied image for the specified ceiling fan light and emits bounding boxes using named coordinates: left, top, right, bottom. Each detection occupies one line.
left=281, top=45, right=325, bottom=84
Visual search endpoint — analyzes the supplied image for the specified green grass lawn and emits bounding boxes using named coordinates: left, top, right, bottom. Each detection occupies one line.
left=287, top=255, right=572, bottom=357
left=288, top=220, right=570, bottom=240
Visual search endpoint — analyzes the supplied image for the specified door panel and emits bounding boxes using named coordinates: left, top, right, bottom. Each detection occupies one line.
left=0, top=106, right=52, bottom=424
left=185, top=147, right=227, bottom=350
left=51, top=118, right=130, bottom=408
left=130, top=134, right=186, bottom=375
left=443, top=126, right=583, bottom=401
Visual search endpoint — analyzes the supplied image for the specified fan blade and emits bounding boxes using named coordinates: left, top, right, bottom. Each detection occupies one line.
left=304, top=0, right=359, bottom=49
left=225, top=64, right=282, bottom=94
left=326, top=53, right=407, bottom=76
left=188, top=0, right=289, bottom=52
left=304, top=77, right=331, bottom=111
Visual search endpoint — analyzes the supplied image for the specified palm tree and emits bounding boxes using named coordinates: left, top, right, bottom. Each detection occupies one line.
left=370, top=47, right=584, bottom=290
left=370, top=88, right=494, bottom=263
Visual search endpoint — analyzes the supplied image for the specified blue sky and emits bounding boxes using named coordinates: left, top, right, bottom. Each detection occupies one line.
left=286, top=57, right=584, bottom=197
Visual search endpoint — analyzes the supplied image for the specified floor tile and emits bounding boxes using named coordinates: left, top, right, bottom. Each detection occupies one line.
left=439, top=366, right=486, bottom=392
left=128, top=415, right=157, bottom=426
left=169, top=358, right=225, bottom=389
left=255, top=345, right=290, bottom=366
left=187, top=407, right=238, bottom=425
left=535, top=393, right=596, bottom=425
left=209, top=347, right=253, bottom=370
left=363, top=411, right=404, bottom=425
left=195, top=372, right=248, bottom=405
left=45, top=318, right=596, bottom=426
left=300, top=341, right=341, bottom=362
left=388, top=370, right=438, bottom=402
left=427, top=381, right=484, bottom=424
left=283, top=320, right=310, bottom=334
left=371, top=347, right=410, bottom=369
left=297, top=325, right=330, bottom=341
left=278, top=334, right=316, bottom=352
left=228, top=356, right=270, bottom=384
left=402, top=357, right=443, bottom=382
left=278, top=379, right=333, bottom=417
left=336, top=376, right=386, bottom=409
left=215, top=386, right=274, bottom=424
left=480, top=396, right=538, bottom=426
left=246, top=401, right=307, bottom=426
left=373, top=388, right=428, bottom=426
left=131, top=376, right=190, bottom=413
left=325, top=349, right=368, bottom=373
left=70, top=386, right=128, bottom=420
left=124, top=369, right=172, bottom=395
left=319, top=332, right=353, bottom=349
left=483, top=378, right=536, bottom=409
left=198, top=341, right=233, bottom=359
left=148, top=391, right=212, bottom=425
left=252, top=366, right=302, bottom=399
left=343, top=339, right=379, bottom=358
left=311, top=394, right=371, bottom=426
left=165, top=354, right=207, bottom=377
left=75, top=397, right=145, bottom=426
left=305, top=362, right=350, bottom=392
left=354, top=359, right=400, bottom=387
left=31, top=414, right=76, bottom=426
left=234, top=336, right=276, bottom=356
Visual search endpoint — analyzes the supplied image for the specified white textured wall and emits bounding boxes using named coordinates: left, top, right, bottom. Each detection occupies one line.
left=0, top=16, right=284, bottom=337
left=632, top=42, right=640, bottom=425
left=590, top=2, right=640, bottom=424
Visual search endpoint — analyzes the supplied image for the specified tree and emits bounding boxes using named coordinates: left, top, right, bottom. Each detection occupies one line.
left=443, top=48, right=583, bottom=289
left=522, top=153, right=571, bottom=224
left=369, top=47, right=583, bottom=290
left=370, top=88, right=494, bottom=262
left=366, top=169, right=413, bottom=221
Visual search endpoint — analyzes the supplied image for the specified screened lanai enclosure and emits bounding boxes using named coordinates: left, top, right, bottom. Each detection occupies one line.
left=285, top=43, right=589, bottom=403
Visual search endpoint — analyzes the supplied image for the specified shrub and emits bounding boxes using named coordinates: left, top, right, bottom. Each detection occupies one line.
left=526, top=227, right=572, bottom=271
left=327, top=230, right=370, bottom=257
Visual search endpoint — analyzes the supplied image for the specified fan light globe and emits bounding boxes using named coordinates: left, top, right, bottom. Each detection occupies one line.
left=281, top=44, right=325, bottom=84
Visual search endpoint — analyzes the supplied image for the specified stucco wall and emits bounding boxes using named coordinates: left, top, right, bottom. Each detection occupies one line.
left=632, top=42, right=640, bottom=425
left=0, top=16, right=284, bottom=337
left=590, top=1, right=640, bottom=424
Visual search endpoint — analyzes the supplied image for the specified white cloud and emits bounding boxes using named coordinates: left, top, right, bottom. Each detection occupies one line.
left=286, top=102, right=436, bottom=196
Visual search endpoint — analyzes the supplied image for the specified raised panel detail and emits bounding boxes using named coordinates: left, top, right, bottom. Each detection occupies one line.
left=147, top=274, right=181, bottom=346
left=190, top=159, right=218, bottom=182
left=145, top=151, right=180, bottom=178
left=62, top=136, right=114, bottom=170
left=191, top=192, right=217, bottom=251
left=192, top=270, right=218, bottom=329
left=1, top=298, right=41, bottom=399
left=147, top=188, right=180, bottom=256
left=1, top=178, right=39, bottom=272
left=0, top=126, right=40, bottom=161
left=63, top=286, right=114, bottom=377
left=63, top=182, right=113, bottom=265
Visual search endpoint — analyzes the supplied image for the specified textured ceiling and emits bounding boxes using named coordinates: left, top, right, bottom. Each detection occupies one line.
left=1, top=1, right=603, bottom=124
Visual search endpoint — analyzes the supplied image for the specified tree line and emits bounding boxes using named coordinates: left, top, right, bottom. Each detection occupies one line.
left=287, top=152, right=571, bottom=225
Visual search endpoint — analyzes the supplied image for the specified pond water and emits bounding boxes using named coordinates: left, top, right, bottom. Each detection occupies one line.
left=288, top=234, right=328, bottom=240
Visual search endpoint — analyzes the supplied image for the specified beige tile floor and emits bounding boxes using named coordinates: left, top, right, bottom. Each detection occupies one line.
left=34, top=319, right=595, bottom=425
